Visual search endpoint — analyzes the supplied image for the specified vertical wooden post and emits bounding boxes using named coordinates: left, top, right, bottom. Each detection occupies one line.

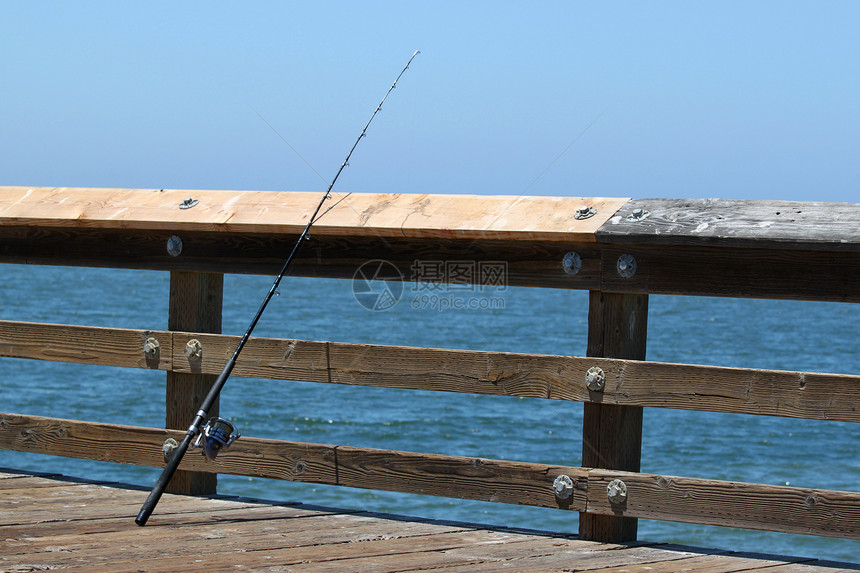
left=165, top=270, right=223, bottom=495
left=579, top=290, right=648, bottom=542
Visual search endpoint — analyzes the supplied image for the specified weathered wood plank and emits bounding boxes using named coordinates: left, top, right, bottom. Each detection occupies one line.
left=578, top=551, right=813, bottom=573
left=170, top=333, right=860, bottom=423
left=0, top=225, right=603, bottom=289
left=0, top=321, right=170, bottom=370
left=164, top=270, right=222, bottom=495
left=580, top=291, right=648, bottom=542
left=598, top=243, right=860, bottom=303
left=1, top=471, right=854, bottom=573
left=0, top=414, right=588, bottom=512
left=587, top=470, right=860, bottom=540
left=3, top=322, right=859, bottom=422
left=597, top=198, right=860, bottom=252
left=5, top=415, right=860, bottom=541
left=0, top=186, right=627, bottom=242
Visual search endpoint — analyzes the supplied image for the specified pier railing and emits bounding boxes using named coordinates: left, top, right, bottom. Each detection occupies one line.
left=1, top=186, right=858, bottom=542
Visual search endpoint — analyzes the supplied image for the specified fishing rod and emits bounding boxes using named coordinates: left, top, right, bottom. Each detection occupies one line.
left=135, top=50, right=420, bottom=526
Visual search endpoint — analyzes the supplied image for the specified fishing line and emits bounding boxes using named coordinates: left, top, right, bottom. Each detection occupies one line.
left=256, top=109, right=354, bottom=222
left=521, top=108, right=606, bottom=195
left=255, top=109, right=329, bottom=186
left=135, top=50, right=420, bottom=526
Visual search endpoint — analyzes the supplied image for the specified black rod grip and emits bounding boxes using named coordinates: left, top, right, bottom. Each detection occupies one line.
left=135, top=432, right=194, bottom=526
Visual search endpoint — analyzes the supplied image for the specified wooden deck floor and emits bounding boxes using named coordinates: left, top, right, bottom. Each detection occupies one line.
left=1, top=469, right=857, bottom=573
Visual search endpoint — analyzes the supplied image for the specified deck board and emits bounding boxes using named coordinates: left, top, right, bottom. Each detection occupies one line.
left=0, top=470, right=856, bottom=573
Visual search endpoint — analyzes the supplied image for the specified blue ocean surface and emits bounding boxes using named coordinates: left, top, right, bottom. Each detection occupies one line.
left=1, top=263, right=858, bottom=561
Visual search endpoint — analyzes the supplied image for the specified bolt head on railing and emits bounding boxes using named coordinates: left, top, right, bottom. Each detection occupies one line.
left=562, top=251, right=582, bottom=276
left=185, top=339, right=203, bottom=360
left=162, top=438, right=178, bottom=463
left=574, top=206, right=597, bottom=220
left=607, top=478, right=628, bottom=504
left=616, top=254, right=637, bottom=278
left=143, top=337, right=160, bottom=360
left=553, top=475, right=574, bottom=500
left=585, top=366, right=605, bottom=392
left=166, top=235, right=183, bottom=257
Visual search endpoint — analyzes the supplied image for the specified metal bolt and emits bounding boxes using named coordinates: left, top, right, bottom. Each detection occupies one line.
left=162, top=438, right=178, bottom=462
left=143, top=337, right=160, bottom=360
left=562, top=251, right=582, bottom=276
left=553, top=475, right=574, bottom=500
left=185, top=339, right=202, bottom=360
left=574, top=206, right=597, bottom=220
left=616, top=253, right=637, bottom=278
left=179, top=197, right=199, bottom=210
left=585, top=366, right=605, bottom=392
left=607, top=479, right=628, bottom=504
left=626, top=208, right=650, bottom=222
left=166, top=235, right=183, bottom=257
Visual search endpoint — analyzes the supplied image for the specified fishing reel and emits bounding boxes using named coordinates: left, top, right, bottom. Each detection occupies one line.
left=193, top=417, right=240, bottom=461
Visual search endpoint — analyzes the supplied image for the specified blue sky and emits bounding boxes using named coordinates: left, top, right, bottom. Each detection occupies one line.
left=1, top=1, right=857, bottom=202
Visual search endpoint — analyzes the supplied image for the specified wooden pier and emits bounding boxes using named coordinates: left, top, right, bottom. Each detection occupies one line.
left=3, top=469, right=857, bottom=572
left=1, top=187, right=858, bottom=570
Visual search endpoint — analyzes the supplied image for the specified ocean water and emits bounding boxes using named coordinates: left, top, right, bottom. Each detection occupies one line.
left=1, top=263, right=858, bottom=562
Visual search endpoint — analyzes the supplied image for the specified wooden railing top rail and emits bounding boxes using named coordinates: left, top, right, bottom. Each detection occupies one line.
left=0, top=186, right=626, bottom=242
left=1, top=187, right=858, bottom=302
left=1, top=186, right=857, bottom=250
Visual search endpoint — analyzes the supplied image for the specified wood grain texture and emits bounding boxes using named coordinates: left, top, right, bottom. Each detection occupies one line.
left=3, top=321, right=859, bottom=422
left=0, top=321, right=170, bottom=370
left=580, top=292, right=648, bottom=542
left=164, top=270, right=223, bottom=495
left=0, top=413, right=587, bottom=511
left=6, top=471, right=846, bottom=573
left=0, top=186, right=627, bottom=242
left=597, top=198, right=860, bottom=252
left=0, top=225, right=603, bottom=289
left=598, top=243, right=860, bottom=303
left=3, top=415, right=860, bottom=542
left=587, top=469, right=860, bottom=540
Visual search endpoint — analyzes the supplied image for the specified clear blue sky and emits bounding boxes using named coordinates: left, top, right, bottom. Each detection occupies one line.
left=1, top=1, right=857, bottom=202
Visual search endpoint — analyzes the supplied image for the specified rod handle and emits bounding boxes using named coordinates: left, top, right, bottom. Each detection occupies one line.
left=135, top=432, right=194, bottom=526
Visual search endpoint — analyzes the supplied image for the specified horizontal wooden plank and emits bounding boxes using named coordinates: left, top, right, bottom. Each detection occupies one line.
left=587, top=469, right=860, bottom=540
left=0, top=321, right=171, bottom=370
left=597, top=198, right=860, bottom=252
left=3, top=230, right=857, bottom=303
left=2, top=322, right=858, bottom=422
left=0, top=187, right=627, bottom=243
left=0, top=226, right=602, bottom=289
left=598, top=243, right=860, bottom=303
left=0, top=413, right=588, bottom=512
left=3, top=414, right=859, bottom=541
